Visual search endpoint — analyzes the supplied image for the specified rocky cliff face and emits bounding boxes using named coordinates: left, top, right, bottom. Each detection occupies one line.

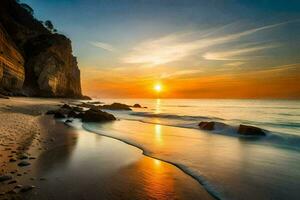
left=0, top=24, right=25, bottom=92
left=0, top=0, right=83, bottom=98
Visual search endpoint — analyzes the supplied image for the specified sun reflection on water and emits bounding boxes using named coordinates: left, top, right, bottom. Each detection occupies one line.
left=155, top=99, right=161, bottom=114
left=155, top=124, right=163, bottom=144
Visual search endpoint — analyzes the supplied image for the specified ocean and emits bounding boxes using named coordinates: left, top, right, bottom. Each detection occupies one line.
left=81, top=99, right=300, bottom=200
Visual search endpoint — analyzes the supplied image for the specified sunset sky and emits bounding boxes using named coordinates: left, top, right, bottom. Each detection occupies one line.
left=23, top=0, right=300, bottom=98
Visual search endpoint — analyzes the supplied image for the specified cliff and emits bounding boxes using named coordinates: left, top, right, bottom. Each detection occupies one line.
left=0, top=0, right=83, bottom=98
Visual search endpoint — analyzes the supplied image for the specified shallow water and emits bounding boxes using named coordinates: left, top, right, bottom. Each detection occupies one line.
left=22, top=125, right=212, bottom=200
left=82, top=99, right=300, bottom=200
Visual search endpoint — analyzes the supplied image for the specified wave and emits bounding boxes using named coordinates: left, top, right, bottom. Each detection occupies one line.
left=130, top=112, right=224, bottom=121
left=80, top=122, right=223, bottom=200
left=126, top=112, right=300, bottom=151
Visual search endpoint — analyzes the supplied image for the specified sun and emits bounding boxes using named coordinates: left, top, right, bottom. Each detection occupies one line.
left=154, top=84, right=162, bottom=92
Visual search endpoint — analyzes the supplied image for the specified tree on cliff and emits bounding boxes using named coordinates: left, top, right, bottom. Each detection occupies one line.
left=45, top=20, right=54, bottom=30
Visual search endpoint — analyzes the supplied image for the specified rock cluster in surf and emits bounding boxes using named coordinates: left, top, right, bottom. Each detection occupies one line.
left=198, top=121, right=266, bottom=136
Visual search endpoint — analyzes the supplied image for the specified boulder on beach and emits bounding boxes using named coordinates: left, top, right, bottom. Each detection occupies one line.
left=198, top=121, right=215, bottom=130
left=82, top=109, right=116, bottom=122
left=101, top=103, right=132, bottom=110
left=238, top=124, right=266, bottom=136
left=133, top=104, right=142, bottom=108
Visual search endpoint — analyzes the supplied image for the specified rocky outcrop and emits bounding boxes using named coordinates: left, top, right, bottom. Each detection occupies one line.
left=238, top=124, right=266, bottom=136
left=198, top=121, right=215, bottom=130
left=101, top=103, right=132, bottom=110
left=0, top=24, right=25, bottom=92
left=0, top=0, right=83, bottom=98
left=82, top=109, right=116, bottom=122
left=47, top=104, right=116, bottom=122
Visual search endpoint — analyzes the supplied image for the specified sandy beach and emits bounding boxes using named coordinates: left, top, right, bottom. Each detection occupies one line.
left=0, top=98, right=213, bottom=200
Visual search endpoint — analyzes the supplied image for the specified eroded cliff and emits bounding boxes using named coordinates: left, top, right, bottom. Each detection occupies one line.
left=0, top=0, right=83, bottom=98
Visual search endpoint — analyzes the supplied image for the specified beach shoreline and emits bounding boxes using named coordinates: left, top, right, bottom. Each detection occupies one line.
left=0, top=97, right=213, bottom=200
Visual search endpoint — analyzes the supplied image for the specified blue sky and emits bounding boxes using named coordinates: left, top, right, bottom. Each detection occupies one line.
left=22, top=0, right=300, bottom=98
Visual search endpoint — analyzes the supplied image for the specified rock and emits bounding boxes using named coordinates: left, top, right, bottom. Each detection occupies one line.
left=54, top=111, right=66, bottom=118
left=20, top=185, right=35, bottom=193
left=61, top=104, right=72, bottom=109
left=0, top=175, right=12, bottom=182
left=46, top=110, right=56, bottom=115
left=9, top=158, right=17, bottom=162
left=198, top=121, right=215, bottom=130
left=65, top=119, right=73, bottom=123
left=101, top=103, right=132, bottom=110
left=238, top=124, right=266, bottom=136
left=18, top=161, right=30, bottom=167
left=72, top=106, right=83, bottom=112
left=0, top=24, right=25, bottom=92
left=82, top=109, right=116, bottom=122
left=133, top=104, right=142, bottom=108
left=67, top=110, right=78, bottom=118
left=0, top=0, right=85, bottom=98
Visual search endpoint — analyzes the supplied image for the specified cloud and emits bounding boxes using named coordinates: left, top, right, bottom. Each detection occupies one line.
left=160, top=69, right=202, bottom=79
left=89, top=41, right=115, bottom=52
left=225, top=62, right=245, bottom=67
left=122, top=21, right=290, bottom=66
left=203, top=44, right=279, bottom=61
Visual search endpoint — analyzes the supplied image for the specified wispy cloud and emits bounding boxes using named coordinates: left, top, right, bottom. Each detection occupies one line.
left=122, top=21, right=290, bottom=66
left=225, top=62, right=245, bottom=67
left=203, top=44, right=279, bottom=61
left=89, top=41, right=115, bottom=52
left=160, top=69, right=202, bottom=79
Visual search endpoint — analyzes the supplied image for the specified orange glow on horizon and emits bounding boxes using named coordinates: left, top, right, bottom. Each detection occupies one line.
left=81, top=64, right=300, bottom=99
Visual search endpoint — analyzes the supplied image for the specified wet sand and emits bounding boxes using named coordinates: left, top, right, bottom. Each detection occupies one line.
left=0, top=98, right=213, bottom=200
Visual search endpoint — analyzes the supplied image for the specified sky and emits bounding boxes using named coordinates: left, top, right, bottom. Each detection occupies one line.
left=22, top=0, right=300, bottom=99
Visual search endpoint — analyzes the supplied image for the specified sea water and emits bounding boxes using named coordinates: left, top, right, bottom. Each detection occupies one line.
left=82, top=99, right=300, bottom=200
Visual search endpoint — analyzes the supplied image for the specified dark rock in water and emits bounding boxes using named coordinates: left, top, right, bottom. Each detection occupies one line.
left=18, top=161, right=30, bottom=167
left=61, top=104, right=72, bottom=109
left=54, top=112, right=65, bottom=118
left=0, top=175, right=12, bottom=182
left=65, top=119, right=73, bottom=123
left=20, top=185, right=35, bottom=193
left=87, top=101, right=103, bottom=105
left=72, top=106, right=84, bottom=112
left=133, top=104, right=142, bottom=108
left=101, top=103, right=132, bottom=110
left=82, top=109, right=116, bottom=122
left=46, top=110, right=56, bottom=115
left=198, top=121, right=215, bottom=130
left=238, top=124, right=266, bottom=136
left=67, top=110, right=78, bottom=118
